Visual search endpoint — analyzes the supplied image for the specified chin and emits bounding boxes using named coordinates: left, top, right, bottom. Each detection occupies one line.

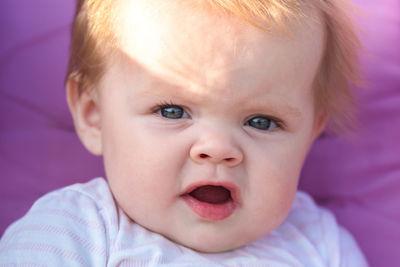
left=173, top=232, right=250, bottom=254
left=185, top=242, right=243, bottom=254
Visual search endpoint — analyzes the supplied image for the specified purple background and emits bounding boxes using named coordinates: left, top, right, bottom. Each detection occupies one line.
left=1, top=0, right=399, bottom=266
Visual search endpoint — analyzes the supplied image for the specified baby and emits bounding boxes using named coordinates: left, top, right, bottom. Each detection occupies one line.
left=1, top=0, right=368, bottom=265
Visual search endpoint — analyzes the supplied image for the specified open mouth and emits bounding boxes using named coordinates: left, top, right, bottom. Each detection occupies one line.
left=189, top=185, right=232, bottom=204
left=182, top=183, right=239, bottom=221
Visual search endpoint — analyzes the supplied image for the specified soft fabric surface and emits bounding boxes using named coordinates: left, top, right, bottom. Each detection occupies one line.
left=1, top=0, right=399, bottom=266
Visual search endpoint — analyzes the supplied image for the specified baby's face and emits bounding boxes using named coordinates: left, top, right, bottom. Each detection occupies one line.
left=96, top=0, right=324, bottom=252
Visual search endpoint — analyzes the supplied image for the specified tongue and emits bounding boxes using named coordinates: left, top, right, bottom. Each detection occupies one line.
left=189, top=185, right=231, bottom=204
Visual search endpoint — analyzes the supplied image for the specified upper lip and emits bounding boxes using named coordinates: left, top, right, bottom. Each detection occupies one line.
left=182, top=181, right=242, bottom=205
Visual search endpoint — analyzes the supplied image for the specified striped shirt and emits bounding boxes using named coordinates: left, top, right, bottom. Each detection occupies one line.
left=0, top=178, right=368, bottom=266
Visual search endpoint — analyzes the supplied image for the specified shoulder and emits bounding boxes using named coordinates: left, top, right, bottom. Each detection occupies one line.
left=0, top=178, right=117, bottom=266
left=277, top=191, right=369, bottom=267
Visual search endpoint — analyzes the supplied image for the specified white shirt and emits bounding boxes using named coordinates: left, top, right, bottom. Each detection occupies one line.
left=0, top=178, right=368, bottom=266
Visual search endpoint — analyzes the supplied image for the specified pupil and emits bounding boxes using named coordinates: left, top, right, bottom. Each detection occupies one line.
left=161, top=106, right=183, bottom=119
left=249, top=117, right=270, bottom=130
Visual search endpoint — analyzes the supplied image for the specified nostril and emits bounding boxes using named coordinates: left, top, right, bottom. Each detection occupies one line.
left=199, top=154, right=236, bottom=162
left=200, top=153, right=209, bottom=159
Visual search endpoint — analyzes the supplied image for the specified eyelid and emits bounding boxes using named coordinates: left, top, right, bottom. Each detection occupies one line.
left=152, top=101, right=192, bottom=118
left=245, top=114, right=285, bottom=130
left=268, top=116, right=284, bottom=129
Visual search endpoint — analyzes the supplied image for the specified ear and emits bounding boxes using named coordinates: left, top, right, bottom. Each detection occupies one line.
left=312, top=111, right=329, bottom=140
left=66, top=78, right=103, bottom=155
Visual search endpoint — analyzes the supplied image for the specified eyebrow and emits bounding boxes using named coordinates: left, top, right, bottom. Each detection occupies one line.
left=138, top=81, right=184, bottom=97
left=245, top=99, right=303, bottom=119
left=136, top=78, right=206, bottom=105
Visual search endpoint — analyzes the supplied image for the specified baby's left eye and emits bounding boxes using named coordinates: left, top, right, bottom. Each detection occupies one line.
left=245, top=116, right=278, bottom=131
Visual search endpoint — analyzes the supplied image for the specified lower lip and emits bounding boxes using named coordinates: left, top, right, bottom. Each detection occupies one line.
left=182, top=195, right=237, bottom=221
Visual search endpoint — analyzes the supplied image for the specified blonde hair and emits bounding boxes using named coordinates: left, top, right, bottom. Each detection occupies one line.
left=67, top=0, right=361, bottom=132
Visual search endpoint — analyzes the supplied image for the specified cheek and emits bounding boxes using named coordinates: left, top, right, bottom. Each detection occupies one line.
left=249, top=159, right=299, bottom=212
left=245, top=135, right=312, bottom=223
left=245, top=165, right=298, bottom=237
left=103, top=138, right=175, bottom=223
left=100, top=116, right=190, bottom=213
left=102, top=115, right=182, bottom=174
left=248, top=134, right=311, bottom=185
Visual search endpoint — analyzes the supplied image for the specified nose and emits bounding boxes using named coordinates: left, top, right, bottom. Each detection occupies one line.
left=189, top=131, right=243, bottom=167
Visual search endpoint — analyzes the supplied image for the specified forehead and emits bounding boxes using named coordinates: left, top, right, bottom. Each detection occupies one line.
left=109, top=0, right=324, bottom=101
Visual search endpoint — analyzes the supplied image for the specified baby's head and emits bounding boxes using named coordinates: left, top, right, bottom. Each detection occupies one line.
left=66, top=0, right=360, bottom=252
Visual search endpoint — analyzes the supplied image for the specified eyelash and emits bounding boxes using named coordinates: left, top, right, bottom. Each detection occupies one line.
left=152, top=101, right=283, bottom=131
left=152, top=101, right=191, bottom=119
left=244, top=115, right=283, bottom=131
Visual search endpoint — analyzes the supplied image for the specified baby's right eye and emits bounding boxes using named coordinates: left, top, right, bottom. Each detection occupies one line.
left=156, top=104, right=190, bottom=119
